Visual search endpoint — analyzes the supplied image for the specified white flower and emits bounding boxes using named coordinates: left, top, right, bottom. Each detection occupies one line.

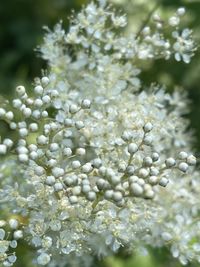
left=172, top=29, right=195, bottom=63
left=0, top=1, right=198, bottom=267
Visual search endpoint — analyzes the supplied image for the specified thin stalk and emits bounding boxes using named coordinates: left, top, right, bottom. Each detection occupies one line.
left=135, top=1, right=160, bottom=39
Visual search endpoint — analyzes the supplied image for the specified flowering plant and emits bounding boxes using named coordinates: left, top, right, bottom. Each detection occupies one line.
left=0, top=1, right=199, bottom=266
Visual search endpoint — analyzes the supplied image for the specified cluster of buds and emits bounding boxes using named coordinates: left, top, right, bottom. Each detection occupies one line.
left=0, top=219, right=23, bottom=267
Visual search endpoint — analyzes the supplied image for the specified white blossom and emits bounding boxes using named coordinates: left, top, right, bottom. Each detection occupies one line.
left=0, top=1, right=198, bottom=267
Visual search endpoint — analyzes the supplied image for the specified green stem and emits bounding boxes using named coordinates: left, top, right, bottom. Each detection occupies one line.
left=135, top=1, right=160, bottom=39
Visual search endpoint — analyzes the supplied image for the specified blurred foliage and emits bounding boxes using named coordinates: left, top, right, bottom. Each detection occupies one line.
left=0, top=0, right=200, bottom=266
left=0, top=0, right=87, bottom=94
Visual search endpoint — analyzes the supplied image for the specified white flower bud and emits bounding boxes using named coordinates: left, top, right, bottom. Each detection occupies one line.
left=26, top=98, right=34, bottom=105
left=10, top=240, right=17, bottom=249
left=115, top=184, right=125, bottom=193
left=137, top=178, right=145, bottom=186
left=113, top=191, right=123, bottom=202
left=82, top=163, right=93, bottom=173
left=178, top=162, right=189, bottom=173
left=118, top=162, right=127, bottom=173
left=30, top=151, right=38, bottom=160
left=37, top=253, right=51, bottom=266
left=64, top=118, right=74, bottom=127
left=144, top=189, right=155, bottom=199
left=122, top=181, right=129, bottom=190
left=128, top=143, right=138, bottom=154
left=96, top=178, right=107, bottom=190
left=34, top=99, right=43, bottom=107
left=143, top=135, right=153, bottom=146
left=21, top=93, right=28, bottom=100
left=42, top=236, right=52, bottom=249
left=29, top=144, right=37, bottom=151
left=41, top=76, right=50, bottom=87
left=37, top=149, right=45, bottom=158
left=148, top=176, right=159, bottom=185
left=126, top=165, right=135, bottom=175
left=143, top=122, right=153, bottom=132
left=143, top=156, right=153, bottom=166
left=129, top=176, right=139, bottom=183
left=42, top=111, right=48, bottom=118
left=50, top=122, right=59, bottom=131
left=63, top=147, right=72, bottom=157
left=42, top=95, right=51, bottom=104
left=110, top=175, right=121, bottom=185
left=22, top=107, right=32, bottom=118
left=34, top=85, right=44, bottom=95
left=18, top=139, right=26, bottom=146
left=51, top=90, right=59, bottom=97
left=187, top=155, right=196, bottom=166
left=5, top=111, right=14, bottom=120
left=76, top=148, right=86, bottom=156
left=165, top=157, right=176, bottom=167
left=81, top=99, right=91, bottom=109
left=130, top=183, right=143, bottom=196
left=153, top=13, right=161, bottom=21
left=104, top=190, right=114, bottom=199
left=46, top=176, right=56, bottom=186
left=92, top=158, right=102, bottom=168
left=72, top=186, right=81, bottom=195
left=18, top=154, right=29, bottom=162
left=16, top=85, right=26, bottom=96
left=0, top=221, right=6, bottom=228
left=69, top=195, right=78, bottom=204
left=99, top=166, right=107, bottom=176
left=69, top=104, right=79, bottom=114
left=72, top=160, right=81, bottom=169
left=54, top=182, right=63, bottom=191
left=161, top=232, right=172, bottom=241
left=10, top=122, right=17, bottom=130
left=18, top=121, right=26, bottom=128
left=75, top=121, right=85, bottom=130
left=19, top=128, right=29, bottom=137
left=13, top=99, right=22, bottom=109
left=177, top=7, right=185, bottom=16
left=0, top=228, right=5, bottom=240
left=50, top=143, right=59, bottom=152
left=121, top=131, right=133, bottom=142
left=106, top=168, right=115, bottom=178
left=169, top=16, right=180, bottom=27
left=35, top=166, right=45, bottom=176
left=52, top=167, right=64, bottom=178
left=142, top=26, right=150, bottom=35
left=3, top=138, right=13, bottom=148
left=47, top=159, right=57, bottom=167
left=37, top=135, right=48, bottom=145
left=19, top=146, right=28, bottom=157
left=13, top=230, right=23, bottom=239
left=32, top=110, right=41, bottom=119
left=0, top=108, right=6, bottom=117
left=138, top=168, right=149, bottom=178
left=87, top=191, right=96, bottom=201
left=82, top=184, right=91, bottom=193
left=150, top=167, right=159, bottom=176
left=178, top=151, right=188, bottom=160
left=29, top=123, right=38, bottom=132
left=9, top=219, right=19, bottom=229
left=159, top=177, right=169, bottom=187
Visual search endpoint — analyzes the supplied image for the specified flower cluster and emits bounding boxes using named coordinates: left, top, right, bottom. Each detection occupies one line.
left=0, top=1, right=199, bottom=266
left=0, top=221, right=20, bottom=267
